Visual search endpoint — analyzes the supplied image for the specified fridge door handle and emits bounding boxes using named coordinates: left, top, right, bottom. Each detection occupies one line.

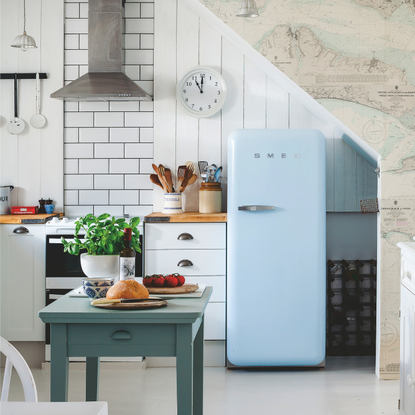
left=238, top=205, right=275, bottom=211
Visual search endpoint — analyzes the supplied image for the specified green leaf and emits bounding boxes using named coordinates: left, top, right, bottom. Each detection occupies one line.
left=130, top=217, right=140, bottom=228
left=98, top=213, right=110, bottom=221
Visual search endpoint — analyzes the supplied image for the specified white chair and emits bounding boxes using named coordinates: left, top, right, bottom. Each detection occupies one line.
left=0, top=336, right=38, bottom=402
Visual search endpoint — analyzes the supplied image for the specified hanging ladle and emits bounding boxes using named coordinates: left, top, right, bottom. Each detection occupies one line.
left=30, top=73, right=46, bottom=129
left=7, top=74, right=25, bottom=135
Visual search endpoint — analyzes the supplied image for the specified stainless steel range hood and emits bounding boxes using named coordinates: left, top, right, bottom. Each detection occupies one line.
left=51, top=0, right=151, bottom=101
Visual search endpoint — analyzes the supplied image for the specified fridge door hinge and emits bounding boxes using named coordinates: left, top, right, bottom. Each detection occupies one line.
left=398, top=399, right=400, bottom=410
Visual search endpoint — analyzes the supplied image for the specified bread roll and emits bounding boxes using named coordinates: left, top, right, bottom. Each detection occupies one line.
left=106, top=280, right=149, bottom=300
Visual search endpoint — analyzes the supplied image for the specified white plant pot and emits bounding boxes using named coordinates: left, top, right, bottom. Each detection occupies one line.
left=80, top=253, right=119, bottom=279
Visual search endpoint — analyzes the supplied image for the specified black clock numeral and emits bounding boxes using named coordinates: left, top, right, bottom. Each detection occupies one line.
left=217, top=91, right=221, bottom=95
left=185, top=98, right=188, bottom=102
left=208, top=105, right=211, bottom=109
left=215, top=82, right=218, bottom=86
left=191, top=104, right=195, bottom=108
left=183, top=89, right=186, bottom=94
left=199, top=107, right=203, bottom=111
left=214, top=99, right=217, bottom=103
left=186, top=82, right=193, bottom=86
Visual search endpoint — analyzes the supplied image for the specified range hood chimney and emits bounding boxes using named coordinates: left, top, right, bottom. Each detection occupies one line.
left=51, top=0, right=152, bottom=101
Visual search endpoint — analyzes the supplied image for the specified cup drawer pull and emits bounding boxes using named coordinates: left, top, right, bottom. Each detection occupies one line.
left=177, top=233, right=193, bottom=240
left=177, top=259, right=193, bottom=267
left=13, top=226, right=29, bottom=234
left=111, top=330, right=132, bottom=340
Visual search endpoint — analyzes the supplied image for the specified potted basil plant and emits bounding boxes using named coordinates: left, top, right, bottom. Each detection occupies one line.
left=61, top=213, right=141, bottom=279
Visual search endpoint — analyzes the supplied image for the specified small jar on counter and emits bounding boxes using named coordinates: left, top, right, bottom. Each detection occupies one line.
left=199, top=182, right=222, bottom=213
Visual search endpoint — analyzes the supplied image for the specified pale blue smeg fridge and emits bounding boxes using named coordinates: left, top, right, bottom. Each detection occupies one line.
left=227, top=129, right=326, bottom=367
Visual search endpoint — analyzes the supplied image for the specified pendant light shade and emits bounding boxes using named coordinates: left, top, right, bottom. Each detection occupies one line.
left=237, top=0, right=259, bottom=17
left=11, top=0, right=37, bottom=51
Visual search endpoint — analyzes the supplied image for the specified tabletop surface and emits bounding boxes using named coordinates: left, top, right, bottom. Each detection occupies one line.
left=0, top=401, right=108, bottom=415
left=39, top=286, right=212, bottom=324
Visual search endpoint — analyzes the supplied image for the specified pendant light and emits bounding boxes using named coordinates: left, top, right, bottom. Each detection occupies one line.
left=11, top=0, right=37, bottom=51
left=236, top=0, right=259, bottom=17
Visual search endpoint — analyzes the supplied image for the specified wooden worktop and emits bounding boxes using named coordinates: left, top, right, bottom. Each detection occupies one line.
left=0, top=213, right=62, bottom=224
left=145, top=212, right=227, bottom=223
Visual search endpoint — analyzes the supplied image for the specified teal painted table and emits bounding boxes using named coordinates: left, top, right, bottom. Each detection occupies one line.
left=38, top=287, right=212, bottom=415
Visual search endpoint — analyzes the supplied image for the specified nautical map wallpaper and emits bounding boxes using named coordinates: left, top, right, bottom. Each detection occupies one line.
left=199, top=0, right=415, bottom=378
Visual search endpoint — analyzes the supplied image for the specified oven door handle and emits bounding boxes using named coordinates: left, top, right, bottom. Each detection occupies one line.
left=48, top=238, right=85, bottom=244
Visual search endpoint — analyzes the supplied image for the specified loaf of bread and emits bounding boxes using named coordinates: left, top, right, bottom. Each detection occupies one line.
left=106, top=280, right=149, bottom=300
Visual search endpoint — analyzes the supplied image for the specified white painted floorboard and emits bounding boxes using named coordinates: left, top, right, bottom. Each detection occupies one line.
left=4, top=357, right=399, bottom=415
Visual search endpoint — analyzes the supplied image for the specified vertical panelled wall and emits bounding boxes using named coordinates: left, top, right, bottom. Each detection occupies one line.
left=154, top=0, right=377, bottom=213
left=63, top=0, right=155, bottom=219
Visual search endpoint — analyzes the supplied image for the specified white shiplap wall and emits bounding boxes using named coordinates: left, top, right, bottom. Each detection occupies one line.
left=63, top=0, right=154, bottom=219
left=153, top=0, right=377, bottom=213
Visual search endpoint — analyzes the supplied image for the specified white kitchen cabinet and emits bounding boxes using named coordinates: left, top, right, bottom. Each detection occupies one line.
left=1, top=224, right=45, bottom=341
left=397, top=242, right=415, bottom=415
left=144, top=221, right=226, bottom=341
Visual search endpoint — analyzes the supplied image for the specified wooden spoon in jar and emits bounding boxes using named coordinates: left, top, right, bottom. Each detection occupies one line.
left=150, top=174, right=164, bottom=190
left=164, top=168, right=174, bottom=193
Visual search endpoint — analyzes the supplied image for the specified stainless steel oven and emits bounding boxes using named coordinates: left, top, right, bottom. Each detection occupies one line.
left=44, top=217, right=144, bottom=361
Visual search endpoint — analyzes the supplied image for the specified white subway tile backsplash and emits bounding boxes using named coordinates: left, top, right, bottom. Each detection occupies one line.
left=94, top=175, right=124, bottom=189
left=65, top=143, right=93, bottom=158
left=125, top=174, right=152, bottom=189
left=94, top=112, right=124, bottom=127
left=79, top=159, right=109, bottom=174
left=65, top=66, right=79, bottom=81
left=140, top=128, right=153, bottom=142
left=94, top=205, right=124, bottom=217
left=64, top=205, right=94, bottom=218
left=141, top=3, right=154, bottom=18
left=65, top=34, right=79, bottom=49
left=65, top=49, right=88, bottom=65
left=124, top=205, right=153, bottom=219
left=79, top=102, right=109, bottom=112
left=110, top=159, right=139, bottom=174
left=95, top=143, right=124, bottom=158
left=124, top=34, right=140, bottom=50
left=65, top=18, right=88, bottom=34
left=65, top=112, right=93, bottom=127
left=124, top=3, right=140, bottom=18
left=139, top=100, right=153, bottom=111
left=64, top=159, right=79, bottom=174
left=125, top=112, right=153, bottom=127
left=139, top=190, right=153, bottom=205
left=65, top=3, right=79, bottom=18
left=79, top=34, right=88, bottom=49
left=140, top=66, right=154, bottom=81
left=139, top=159, right=154, bottom=174
left=64, top=1, right=155, bottom=213
left=79, top=190, right=109, bottom=205
left=79, top=3, right=88, bottom=18
left=125, top=50, right=153, bottom=65
left=110, top=101, right=140, bottom=112
left=140, top=34, right=154, bottom=49
left=125, top=19, right=154, bottom=34
left=65, top=190, right=79, bottom=205
left=125, top=143, right=153, bottom=158
left=64, top=128, right=79, bottom=143
left=79, top=128, right=108, bottom=143
left=64, top=101, right=79, bottom=112
left=110, top=190, right=139, bottom=205
left=64, top=175, right=93, bottom=189
left=110, top=128, right=140, bottom=142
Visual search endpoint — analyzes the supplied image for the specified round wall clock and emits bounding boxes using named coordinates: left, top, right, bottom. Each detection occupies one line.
left=177, top=66, right=227, bottom=118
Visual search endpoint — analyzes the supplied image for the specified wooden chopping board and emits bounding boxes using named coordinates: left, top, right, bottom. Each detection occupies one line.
left=147, top=283, right=199, bottom=294
left=92, top=299, right=167, bottom=310
left=0, top=213, right=61, bottom=224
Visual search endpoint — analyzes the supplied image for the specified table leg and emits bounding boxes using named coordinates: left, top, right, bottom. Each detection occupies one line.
left=86, top=357, right=100, bottom=401
left=176, top=324, right=193, bottom=415
left=193, top=317, right=204, bottom=415
left=50, top=323, right=69, bottom=402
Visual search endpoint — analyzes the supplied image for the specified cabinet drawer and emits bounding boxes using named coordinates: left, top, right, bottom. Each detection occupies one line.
left=205, top=302, right=225, bottom=340
left=145, top=223, right=225, bottom=250
left=401, top=285, right=415, bottom=320
left=145, top=250, right=225, bottom=276
left=185, top=276, right=226, bottom=302
left=402, top=257, right=415, bottom=294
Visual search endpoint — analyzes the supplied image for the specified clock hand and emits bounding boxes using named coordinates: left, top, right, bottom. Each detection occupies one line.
left=200, top=75, right=204, bottom=92
left=194, top=79, right=203, bottom=93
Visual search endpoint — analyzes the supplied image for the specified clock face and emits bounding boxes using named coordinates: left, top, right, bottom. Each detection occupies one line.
left=177, top=67, right=227, bottom=118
